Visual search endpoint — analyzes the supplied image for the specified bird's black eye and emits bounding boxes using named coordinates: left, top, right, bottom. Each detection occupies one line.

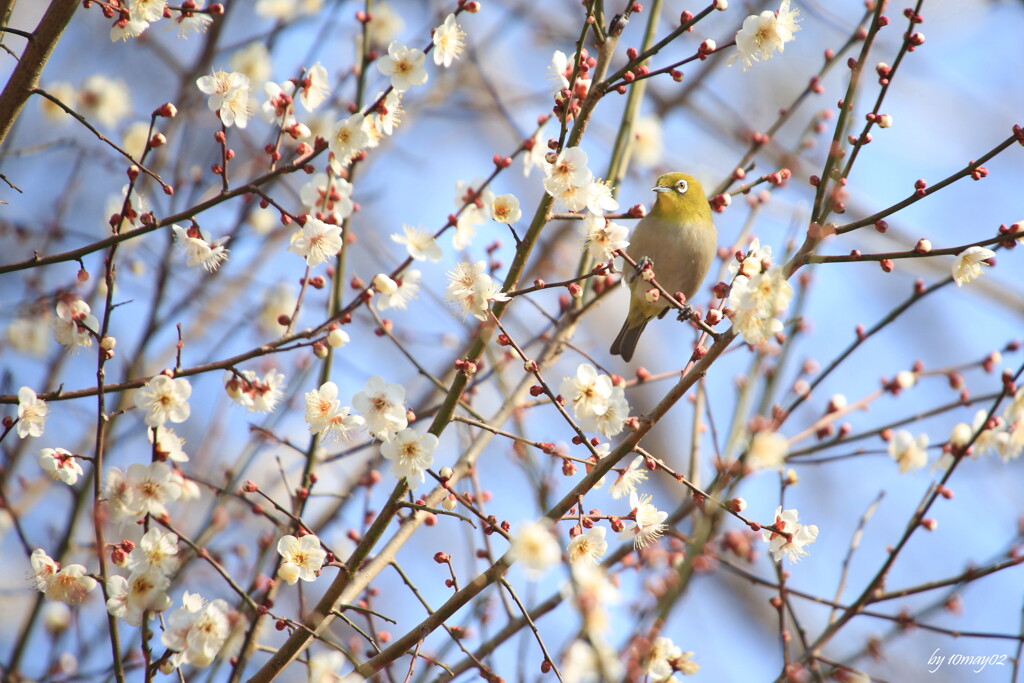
left=675, top=179, right=689, bottom=194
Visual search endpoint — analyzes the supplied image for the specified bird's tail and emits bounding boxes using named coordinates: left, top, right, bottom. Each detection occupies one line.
left=610, top=315, right=650, bottom=362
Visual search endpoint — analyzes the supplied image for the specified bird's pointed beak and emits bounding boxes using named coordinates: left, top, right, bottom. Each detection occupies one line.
left=651, top=186, right=670, bottom=193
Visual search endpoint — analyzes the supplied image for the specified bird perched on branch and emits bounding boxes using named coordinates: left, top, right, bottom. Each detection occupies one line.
left=610, top=172, right=718, bottom=362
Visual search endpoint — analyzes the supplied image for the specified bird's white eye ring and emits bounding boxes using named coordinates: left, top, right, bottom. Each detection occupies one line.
left=675, top=179, right=689, bottom=194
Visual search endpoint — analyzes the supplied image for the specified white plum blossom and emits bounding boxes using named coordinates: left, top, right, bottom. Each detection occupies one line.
left=580, top=213, right=629, bottom=262
left=106, top=182, right=149, bottom=229
left=550, top=183, right=591, bottom=213
left=566, top=526, right=608, bottom=564
left=309, top=651, right=359, bottom=683
left=288, top=218, right=342, bottom=267
left=733, top=264, right=793, bottom=314
left=106, top=570, right=172, bottom=625
left=352, top=376, right=408, bottom=440
left=970, top=410, right=1014, bottom=461
left=729, top=238, right=773, bottom=279
left=747, top=430, right=788, bottom=472
left=30, top=549, right=60, bottom=593
left=229, top=42, right=271, bottom=86
left=41, top=602, right=72, bottom=634
left=54, top=299, right=99, bottom=350
left=547, top=50, right=591, bottom=95
left=276, top=534, right=327, bottom=584
left=564, top=562, right=619, bottom=635
left=301, top=173, right=354, bottom=221
left=365, top=90, right=403, bottom=146
left=976, top=417, right=1005, bottom=457
left=127, top=528, right=179, bottom=575
left=730, top=0, right=802, bottom=70
left=170, top=0, right=212, bottom=37
left=161, top=592, right=231, bottom=668
left=6, top=314, right=51, bottom=356
left=104, top=467, right=139, bottom=522
left=110, top=15, right=149, bottom=42
left=620, top=491, right=668, bottom=548
left=560, top=364, right=630, bottom=437
left=39, top=82, right=75, bottom=122
left=561, top=639, right=624, bottom=682
left=304, top=381, right=365, bottom=442
left=78, top=75, right=131, bottom=128
left=196, top=71, right=251, bottom=128
left=117, top=119, right=147, bottom=156
left=391, top=225, right=442, bottom=262
left=728, top=266, right=793, bottom=346
left=249, top=372, right=286, bottom=412
left=372, top=272, right=397, bottom=297
left=951, top=246, right=996, bottom=286
left=328, top=114, right=370, bottom=169
left=256, top=0, right=322, bottom=18
left=646, top=636, right=699, bottom=679
left=104, top=576, right=137, bottom=623
left=172, top=224, right=229, bottom=271
left=258, top=283, right=298, bottom=335
left=948, top=421, right=975, bottom=451
left=17, top=387, right=48, bottom=438
left=646, top=637, right=683, bottom=681
left=585, top=179, right=619, bottom=215
left=365, top=1, right=403, bottom=46
left=762, top=506, right=819, bottom=563
left=888, top=430, right=929, bottom=473
left=45, top=564, right=97, bottom=605
left=608, top=455, right=648, bottom=499
left=632, top=115, right=664, bottom=168
left=544, top=147, right=593, bottom=211
left=444, top=261, right=509, bottom=321
left=490, top=194, right=522, bottom=224
left=132, top=0, right=165, bottom=21
left=134, top=374, right=192, bottom=428
left=260, top=80, right=297, bottom=127
left=510, top=519, right=561, bottom=577
left=172, top=468, right=202, bottom=502
left=30, top=551, right=97, bottom=605
left=544, top=147, right=591, bottom=191
left=1006, top=388, right=1024, bottom=424
left=223, top=369, right=286, bottom=413
left=731, top=308, right=783, bottom=346
left=377, top=41, right=428, bottom=92
left=589, top=389, right=629, bottom=437
left=432, top=14, right=465, bottom=67
left=380, top=427, right=438, bottom=485
left=149, top=426, right=188, bottom=463
left=375, top=270, right=421, bottom=311
left=299, top=62, right=329, bottom=111
left=39, top=448, right=83, bottom=486
left=561, top=364, right=612, bottom=422
left=327, top=327, right=350, bottom=348
left=1004, top=424, right=1024, bottom=462
left=124, top=462, right=183, bottom=518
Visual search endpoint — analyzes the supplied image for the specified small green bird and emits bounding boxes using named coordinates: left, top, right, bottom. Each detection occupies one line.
left=610, top=172, right=718, bottom=362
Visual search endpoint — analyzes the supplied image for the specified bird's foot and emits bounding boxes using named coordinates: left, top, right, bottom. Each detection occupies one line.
left=678, top=305, right=722, bottom=341
left=634, top=255, right=653, bottom=277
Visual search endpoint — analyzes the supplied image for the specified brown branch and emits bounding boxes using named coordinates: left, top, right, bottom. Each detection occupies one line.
left=0, top=0, right=78, bottom=148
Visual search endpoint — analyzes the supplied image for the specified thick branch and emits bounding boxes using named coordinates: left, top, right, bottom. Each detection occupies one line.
left=0, top=0, right=78, bottom=148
